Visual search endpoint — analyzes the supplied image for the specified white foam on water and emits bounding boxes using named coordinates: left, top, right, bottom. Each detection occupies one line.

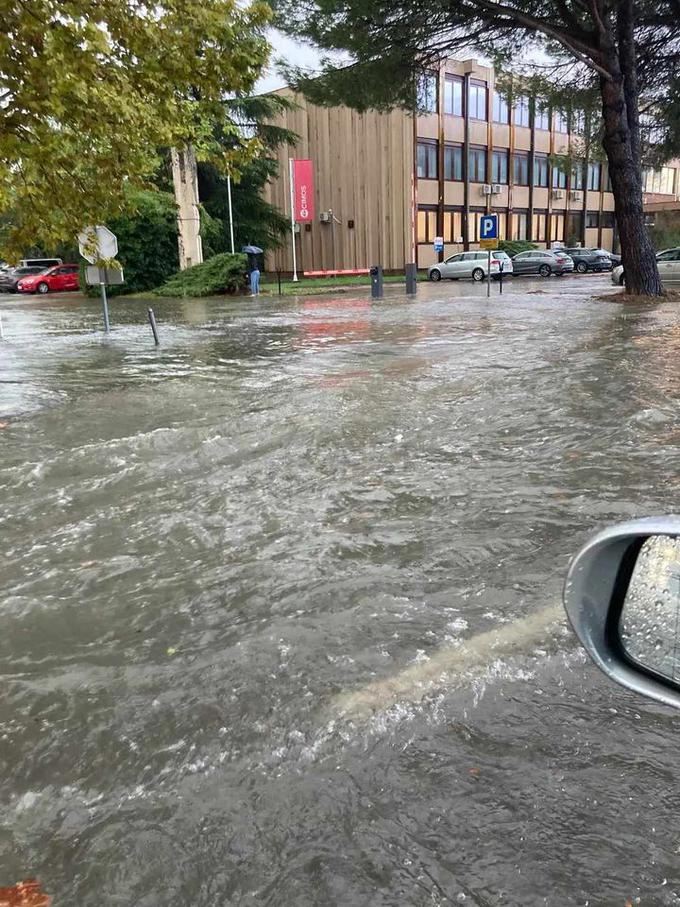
left=331, top=603, right=563, bottom=722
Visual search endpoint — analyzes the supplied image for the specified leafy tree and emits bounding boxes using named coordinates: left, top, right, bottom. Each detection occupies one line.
left=276, top=0, right=680, bottom=295
left=197, top=95, right=296, bottom=253
left=0, top=0, right=271, bottom=260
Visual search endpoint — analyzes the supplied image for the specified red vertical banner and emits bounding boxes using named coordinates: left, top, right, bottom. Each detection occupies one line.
left=293, top=159, right=315, bottom=222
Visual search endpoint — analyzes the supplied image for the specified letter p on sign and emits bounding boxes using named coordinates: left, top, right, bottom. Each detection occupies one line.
left=480, top=214, right=498, bottom=239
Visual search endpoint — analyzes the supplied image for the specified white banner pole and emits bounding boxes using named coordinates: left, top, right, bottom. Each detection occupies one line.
left=227, top=174, right=235, bottom=254
left=289, top=157, right=298, bottom=282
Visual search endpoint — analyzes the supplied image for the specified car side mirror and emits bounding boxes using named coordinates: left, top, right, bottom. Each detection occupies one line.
left=564, top=518, right=680, bottom=710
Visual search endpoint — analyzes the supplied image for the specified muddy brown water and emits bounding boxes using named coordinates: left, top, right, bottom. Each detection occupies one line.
left=1, top=276, right=680, bottom=905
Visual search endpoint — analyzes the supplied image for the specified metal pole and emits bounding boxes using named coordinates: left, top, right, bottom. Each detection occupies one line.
left=487, top=249, right=491, bottom=297
left=499, top=262, right=504, bottom=294
left=0, top=313, right=4, bottom=340
left=100, top=281, right=110, bottom=333
left=405, top=262, right=417, bottom=295
left=226, top=174, right=235, bottom=254
left=147, top=308, right=160, bottom=345
left=288, top=157, right=298, bottom=282
left=276, top=268, right=282, bottom=295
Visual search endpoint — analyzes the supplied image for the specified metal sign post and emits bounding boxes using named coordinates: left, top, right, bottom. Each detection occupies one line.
left=100, top=283, right=110, bottom=332
left=479, top=214, right=499, bottom=298
left=79, top=226, right=121, bottom=333
left=85, top=265, right=124, bottom=333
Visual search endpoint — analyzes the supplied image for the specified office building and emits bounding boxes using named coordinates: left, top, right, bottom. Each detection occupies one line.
left=264, top=58, right=679, bottom=274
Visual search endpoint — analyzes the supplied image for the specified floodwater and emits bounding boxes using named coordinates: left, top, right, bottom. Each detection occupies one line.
left=2, top=275, right=680, bottom=906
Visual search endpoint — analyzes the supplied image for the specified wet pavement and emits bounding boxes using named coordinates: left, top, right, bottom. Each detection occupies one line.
left=2, top=274, right=680, bottom=906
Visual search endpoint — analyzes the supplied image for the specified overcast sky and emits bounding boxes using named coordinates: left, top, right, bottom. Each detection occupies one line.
left=256, top=31, right=324, bottom=93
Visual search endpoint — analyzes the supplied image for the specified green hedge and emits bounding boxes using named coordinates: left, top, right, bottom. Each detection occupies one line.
left=498, top=239, right=538, bottom=256
left=152, top=252, right=248, bottom=297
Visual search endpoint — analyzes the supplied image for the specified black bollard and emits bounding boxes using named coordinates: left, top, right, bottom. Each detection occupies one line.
left=499, top=261, right=504, bottom=294
left=370, top=265, right=384, bottom=299
left=147, top=307, right=160, bottom=346
left=276, top=267, right=282, bottom=295
left=405, top=262, right=417, bottom=295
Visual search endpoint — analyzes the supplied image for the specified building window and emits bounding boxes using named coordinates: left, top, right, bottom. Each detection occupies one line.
left=532, top=211, right=548, bottom=242
left=469, top=80, right=488, bottom=120
left=417, top=140, right=438, bottom=179
left=444, top=76, right=463, bottom=116
left=587, top=162, right=601, bottom=191
left=443, top=209, right=463, bottom=243
left=468, top=208, right=486, bottom=243
left=468, top=146, right=487, bottom=183
left=533, top=154, right=549, bottom=187
left=491, top=149, right=508, bottom=184
left=605, top=166, right=612, bottom=191
left=535, top=102, right=550, bottom=130
left=417, top=207, right=437, bottom=243
left=514, top=95, right=530, bottom=127
left=510, top=211, right=528, bottom=241
left=550, top=213, right=565, bottom=242
left=496, top=212, right=507, bottom=240
left=567, top=212, right=583, bottom=243
left=644, top=167, right=677, bottom=194
left=553, top=110, right=568, bottom=133
left=444, top=144, right=463, bottom=181
left=417, top=72, right=438, bottom=113
left=513, top=152, right=529, bottom=185
left=571, top=162, right=584, bottom=190
left=552, top=162, right=567, bottom=189
left=492, top=91, right=509, bottom=124
left=601, top=212, right=616, bottom=229
left=585, top=211, right=599, bottom=229
left=572, top=110, right=586, bottom=134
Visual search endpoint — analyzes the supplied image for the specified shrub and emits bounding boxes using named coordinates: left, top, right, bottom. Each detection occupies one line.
left=498, top=239, right=538, bottom=256
left=152, top=252, right=248, bottom=297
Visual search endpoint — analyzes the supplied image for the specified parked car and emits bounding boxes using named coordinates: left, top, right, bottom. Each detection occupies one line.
left=20, top=257, right=62, bottom=269
left=563, top=247, right=612, bottom=272
left=0, top=266, right=48, bottom=293
left=611, top=247, right=680, bottom=287
left=16, top=263, right=80, bottom=294
left=510, top=250, right=574, bottom=277
left=428, top=250, right=514, bottom=282
left=592, top=248, right=621, bottom=267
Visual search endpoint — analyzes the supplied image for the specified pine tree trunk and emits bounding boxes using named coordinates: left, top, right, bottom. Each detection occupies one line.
left=598, top=0, right=663, bottom=296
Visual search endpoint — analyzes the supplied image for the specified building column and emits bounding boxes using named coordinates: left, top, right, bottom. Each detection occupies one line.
left=171, top=145, right=203, bottom=270
left=463, top=73, right=471, bottom=251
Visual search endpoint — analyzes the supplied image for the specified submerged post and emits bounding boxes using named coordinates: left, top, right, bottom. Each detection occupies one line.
left=100, top=282, right=110, bottom=333
left=370, top=264, right=384, bottom=299
left=405, top=262, right=417, bottom=296
left=147, top=308, right=160, bottom=345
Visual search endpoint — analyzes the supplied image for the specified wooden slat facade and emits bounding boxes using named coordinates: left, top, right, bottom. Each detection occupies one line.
left=264, top=91, right=414, bottom=274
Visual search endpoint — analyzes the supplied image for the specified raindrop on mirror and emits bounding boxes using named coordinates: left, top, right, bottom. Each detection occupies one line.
left=620, top=535, right=680, bottom=683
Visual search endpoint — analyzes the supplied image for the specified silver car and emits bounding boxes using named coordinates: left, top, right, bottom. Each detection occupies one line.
left=428, top=250, right=513, bottom=282
left=611, top=248, right=680, bottom=287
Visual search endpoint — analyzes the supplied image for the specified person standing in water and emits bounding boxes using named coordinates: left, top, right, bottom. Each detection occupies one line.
left=250, top=265, right=260, bottom=296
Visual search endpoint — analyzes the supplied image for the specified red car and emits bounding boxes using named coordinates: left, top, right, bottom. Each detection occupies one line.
left=17, top=264, right=80, bottom=294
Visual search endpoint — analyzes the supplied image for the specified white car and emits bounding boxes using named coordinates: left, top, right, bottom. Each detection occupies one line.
left=612, top=247, right=680, bottom=287
left=428, top=250, right=513, bottom=282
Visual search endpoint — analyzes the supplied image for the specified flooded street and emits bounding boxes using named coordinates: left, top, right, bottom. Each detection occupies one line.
left=2, top=276, right=680, bottom=906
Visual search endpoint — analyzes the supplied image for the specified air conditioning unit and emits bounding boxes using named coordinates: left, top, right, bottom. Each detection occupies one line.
left=491, top=184, right=502, bottom=194
left=319, top=211, right=331, bottom=223
left=482, top=184, right=493, bottom=196
left=552, top=189, right=564, bottom=200
left=570, top=190, right=582, bottom=202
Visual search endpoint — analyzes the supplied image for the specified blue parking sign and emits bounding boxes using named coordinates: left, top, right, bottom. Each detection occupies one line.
left=480, top=214, right=498, bottom=239
left=433, top=235, right=444, bottom=253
